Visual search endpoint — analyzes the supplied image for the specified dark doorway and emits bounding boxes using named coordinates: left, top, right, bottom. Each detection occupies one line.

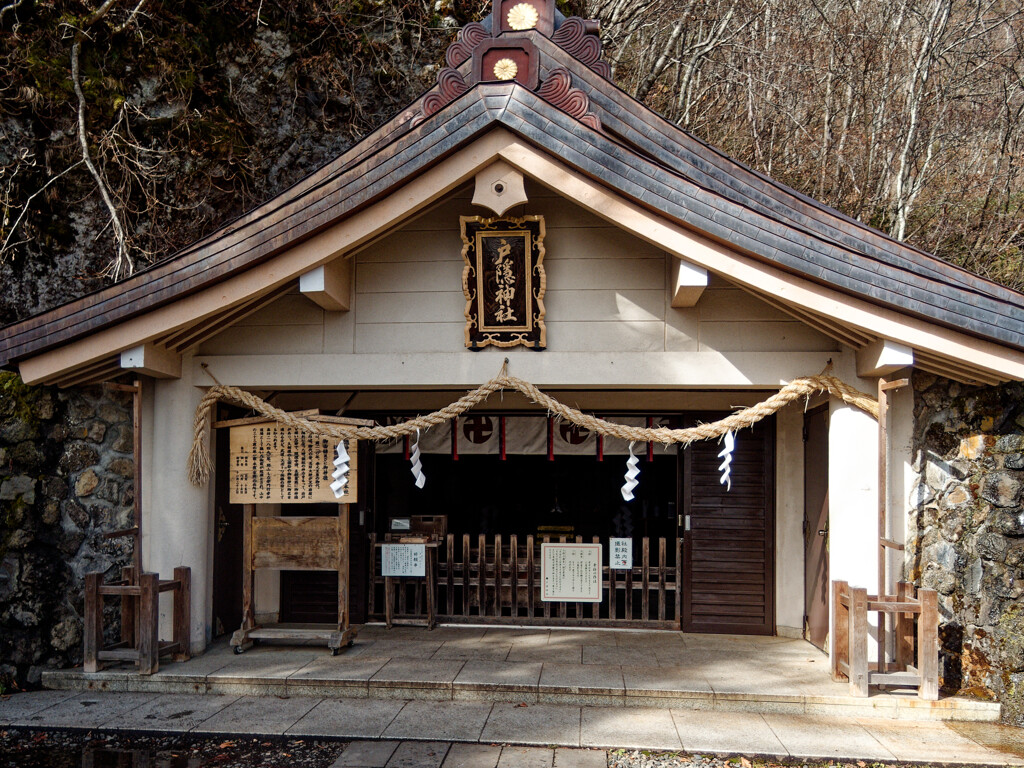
left=212, top=421, right=243, bottom=638
left=682, top=416, right=775, bottom=635
left=803, top=405, right=830, bottom=650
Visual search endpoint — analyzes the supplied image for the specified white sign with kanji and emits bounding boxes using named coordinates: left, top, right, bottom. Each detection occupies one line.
left=381, top=544, right=426, bottom=577
left=541, top=543, right=602, bottom=602
left=609, top=537, right=632, bottom=570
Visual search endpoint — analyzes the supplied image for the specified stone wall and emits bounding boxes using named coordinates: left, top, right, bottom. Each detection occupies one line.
left=908, top=371, right=1024, bottom=725
left=0, top=373, right=134, bottom=690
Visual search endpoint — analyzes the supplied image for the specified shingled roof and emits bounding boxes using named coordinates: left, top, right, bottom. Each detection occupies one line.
left=2, top=2, right=1023, bottom=385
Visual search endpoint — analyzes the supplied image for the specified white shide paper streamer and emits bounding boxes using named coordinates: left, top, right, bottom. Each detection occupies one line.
left=717, top=430, right=735, bottom=492
left=621, top=441, right=640, bottom=501
left=410, top=428, right=426, bottom=489
left=330, top=440, right=350, bottom=499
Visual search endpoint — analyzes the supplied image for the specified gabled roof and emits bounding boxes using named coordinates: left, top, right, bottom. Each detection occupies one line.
left=3, top=3, right=1024, bottom=386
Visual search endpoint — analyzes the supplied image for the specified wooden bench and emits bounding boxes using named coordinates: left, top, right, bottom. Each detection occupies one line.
left=831, top=579, right=938, bottom=699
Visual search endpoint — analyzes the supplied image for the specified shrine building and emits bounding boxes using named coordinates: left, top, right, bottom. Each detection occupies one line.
left=3, top=0, right=1024, bottom=667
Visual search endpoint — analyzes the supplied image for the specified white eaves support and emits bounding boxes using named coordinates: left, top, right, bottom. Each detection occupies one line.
left=472, top=160, right=528, bottom=216
left=300, top=259, right=352, bottom=311
left=120, top=343, right=181, bottom=379
left=670, top=258, right=708, bottom=307
left=857, top=339, right=915, bottom=378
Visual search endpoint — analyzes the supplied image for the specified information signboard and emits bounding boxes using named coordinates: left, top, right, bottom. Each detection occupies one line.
left=229, top=424, right=357, bottom=504
left=540, top=543, right=602, bottom=602
left=609, top=537, right=632, bottom=570
left=381, top=543, right=426, bottom=577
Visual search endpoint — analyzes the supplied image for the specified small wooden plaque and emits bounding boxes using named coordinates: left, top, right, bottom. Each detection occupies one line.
left=229, top=423, right=358, bottom=504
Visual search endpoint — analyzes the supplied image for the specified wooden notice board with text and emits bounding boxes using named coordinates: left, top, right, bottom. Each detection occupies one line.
left=228, top=422, right=358, bottom=504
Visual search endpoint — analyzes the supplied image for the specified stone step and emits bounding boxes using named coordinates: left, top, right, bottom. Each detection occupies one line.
left=41, top=665, right=1000, bottom=723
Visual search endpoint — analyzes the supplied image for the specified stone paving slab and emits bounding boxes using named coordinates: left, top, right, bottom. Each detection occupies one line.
left=4, top=690, right=1024, bottom=765
left=761, top=713, right=896, bottom=761
left=671, top=709, right=787, bottom=756
left=480, top=703, right=581, bottom=747
left=287, top=698, right=407, bottom=738
left=496, top=746, right=554, bottom=768
left=14, top=692, right=160, bottom=729
left=371, top=658, right=467, bottom=687
left=581, top=706, right=680, bottom=750
left=442, top=742, right=504, bottom=768
left=381, top=700, right=493, bottom=741
left=552, top=748, right=607, bottom=768
left=332, top=739, right=401, bottom=767
left=387, top=740, right=450, bottom=768
left=103, top=692, right=239, bottom=732
left=864, top=719, right=1018, bottom=765
left=191, top=694, right=318, bottom=735
left=0, top=688, right=79, bottom=723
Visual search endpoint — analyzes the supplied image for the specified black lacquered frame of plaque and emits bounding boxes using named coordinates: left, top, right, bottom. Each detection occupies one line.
left=460, top=215, right=546, bottom=349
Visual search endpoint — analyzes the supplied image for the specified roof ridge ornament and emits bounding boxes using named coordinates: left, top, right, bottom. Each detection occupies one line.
left=536, top=67, right=602, bottom=130
left=416, top=2, right=609, bottom=125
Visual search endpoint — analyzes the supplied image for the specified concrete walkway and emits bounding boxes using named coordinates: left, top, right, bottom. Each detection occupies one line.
left=3, top=689, right=1023, bottom=765
left=42, top=626, right=1000, bottom=722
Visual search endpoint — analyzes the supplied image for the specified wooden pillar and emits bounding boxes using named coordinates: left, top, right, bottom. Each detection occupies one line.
left=918, top=588, right=939, bottom=700
left=830, top=580, right=848, bottom=682
left=138, top=572, right=160, bottom=675
left=120, top=566, right=137, bottom=647
left=848, top=586, right=869, bottom=696
left=241, top=504, right=255, bottom=631
left=338, top=503, right=350, bottom=632
left=172, top=566, right=191, bottom=661
left=83, top=572, right=102, bottom=673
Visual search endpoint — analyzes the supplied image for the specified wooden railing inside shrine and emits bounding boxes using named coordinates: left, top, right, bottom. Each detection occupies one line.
left=368, top=534, right=681, bottom=629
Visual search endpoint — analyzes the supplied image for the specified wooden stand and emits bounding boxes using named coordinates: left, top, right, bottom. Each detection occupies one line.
left=831, top=579, right=939, bottom=699
left=84, top=565, right=191, bottom=674
left=231, top=503, right=358, bottom=654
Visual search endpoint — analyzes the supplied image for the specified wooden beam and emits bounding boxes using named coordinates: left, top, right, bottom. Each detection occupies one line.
left=669, top=258, right=708, bottom=308
left=120, top=343, right=182, bottom=379
left=856, top=339, right=914, bottom=378
left=300, top=260, right=352, bottom=312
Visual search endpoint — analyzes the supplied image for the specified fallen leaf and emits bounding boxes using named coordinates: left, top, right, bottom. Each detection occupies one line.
left=218, top=741, right=235, bottom=748
left=741, top=758, right=753, bottom=768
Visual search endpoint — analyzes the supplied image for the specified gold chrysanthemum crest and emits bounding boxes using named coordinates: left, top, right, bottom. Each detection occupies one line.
left=507, top=2, right=539, bottom=30
left=493, top=58, right=518, bottom=81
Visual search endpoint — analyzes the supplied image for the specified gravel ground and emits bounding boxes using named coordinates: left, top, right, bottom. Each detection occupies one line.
left=0, top=731, right=1007, bottom=768
left=0, top=729, right=345, bottom=767
left=607, top=751, right=991, bottom=768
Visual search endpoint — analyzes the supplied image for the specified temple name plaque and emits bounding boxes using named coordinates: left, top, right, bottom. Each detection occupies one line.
left=541, top=543, right=602, bottom=602
left=609, top=537, right=632, bottom=570
left=381, top=544, right=426, bottom=577
left=229, top=424, right=358, bottom=504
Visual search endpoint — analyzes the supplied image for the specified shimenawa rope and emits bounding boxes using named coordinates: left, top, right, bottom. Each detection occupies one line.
left=187, top=362, right=878, bottom=487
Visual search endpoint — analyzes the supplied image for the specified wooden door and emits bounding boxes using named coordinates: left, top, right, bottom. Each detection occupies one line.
left=803, top=405, right=829, bottom=650
left=682, top=417, right=775, bottom=635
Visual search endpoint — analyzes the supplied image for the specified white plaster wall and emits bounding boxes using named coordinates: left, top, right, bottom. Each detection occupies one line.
left=142, top=351, right=214, bottom=652
left=826, top=358, right=881, bottom=657
left=775, top=402, right=805, bottom=636
left=889, top=382, right=915, bottom=587
left=197, top=183, right=838, bottom=367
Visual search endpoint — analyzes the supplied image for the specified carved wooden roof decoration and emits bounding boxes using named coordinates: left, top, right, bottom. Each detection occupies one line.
left=2, top=0, right=1024, bottom=385
left=416, top=0, right=606, bottom=128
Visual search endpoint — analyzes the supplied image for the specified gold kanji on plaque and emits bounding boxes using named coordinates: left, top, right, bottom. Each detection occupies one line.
left=460, top=215, right=546, bottom=349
